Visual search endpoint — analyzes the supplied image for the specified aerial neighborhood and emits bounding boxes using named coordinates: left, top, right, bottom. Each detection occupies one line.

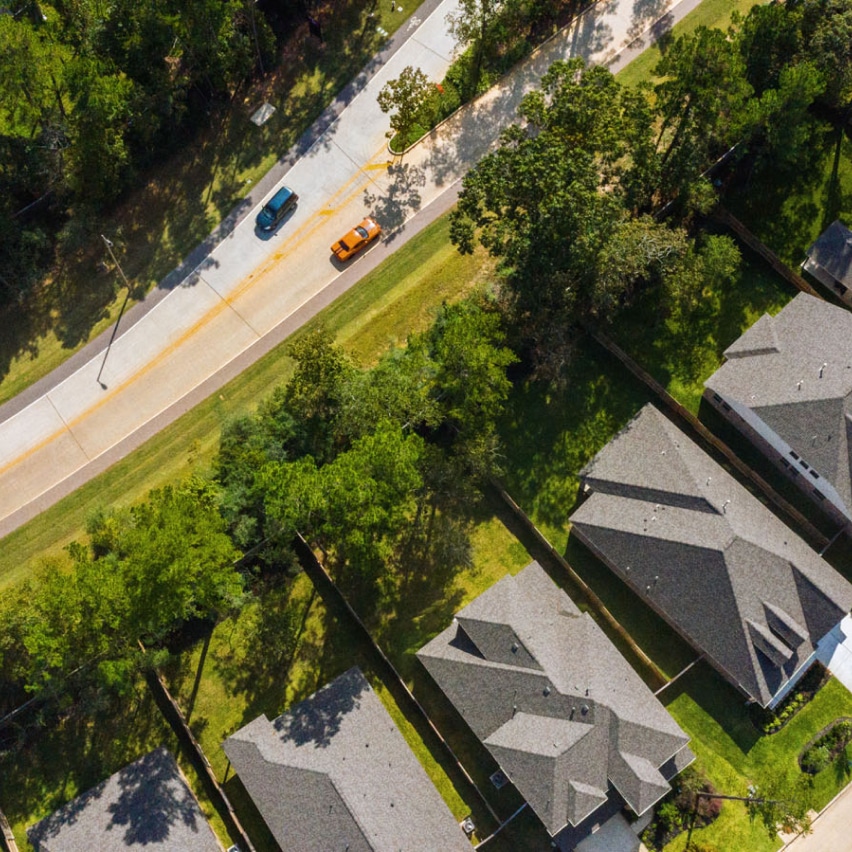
left=2, top=0, right=852, bottom=850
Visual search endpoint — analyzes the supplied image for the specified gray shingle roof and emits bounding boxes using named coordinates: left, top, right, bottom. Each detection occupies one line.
left=571, top=403, right=852, bottom=707
left=807, top=220, right=852, bottom=287
left=222, top=667, right=470, bottom=852
left=705, top=292, right=852, bottom=518
left=26, top=748, right=221, bottom=852
left=416, top=562, right=691, bottom=836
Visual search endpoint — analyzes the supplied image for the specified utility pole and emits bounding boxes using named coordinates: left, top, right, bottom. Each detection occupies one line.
left=96, top=235, right=133, bottom=388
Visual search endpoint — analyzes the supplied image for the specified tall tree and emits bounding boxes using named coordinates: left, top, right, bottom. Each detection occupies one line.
left=377, top=65, right=432, bottom=151
left=654, top=26, right=753, bottom=202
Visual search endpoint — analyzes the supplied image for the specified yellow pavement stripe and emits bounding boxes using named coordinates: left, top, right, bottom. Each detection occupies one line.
left=0, top=159, right=390, bottom=481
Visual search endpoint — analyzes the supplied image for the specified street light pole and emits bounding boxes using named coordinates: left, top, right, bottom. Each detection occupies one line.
left=96, top=235, right=134, bottom=388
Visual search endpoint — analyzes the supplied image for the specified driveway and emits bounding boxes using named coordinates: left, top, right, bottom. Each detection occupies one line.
left=0, top=0, right=700, bottom=538
left=782, top=779, right=852, bottom=851
left=816, top=614, right=852, bottom=694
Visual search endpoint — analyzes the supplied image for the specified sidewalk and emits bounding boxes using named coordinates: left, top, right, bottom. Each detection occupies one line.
left=781, top=780, right=852, bottom=851
left=0, top=0, right=696, bottom=538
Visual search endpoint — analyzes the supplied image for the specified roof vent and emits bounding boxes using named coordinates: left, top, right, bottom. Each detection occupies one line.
left=511, top=642, right=519, bottom=653
left=581, top=704, right=590, bottom=715
left=544, top=685, right=552, bottom=696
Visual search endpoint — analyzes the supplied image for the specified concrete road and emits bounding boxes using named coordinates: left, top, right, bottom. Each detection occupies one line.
left=782, top=781, right=852, bottom=851
left=0, top=0, right=699, bottom=538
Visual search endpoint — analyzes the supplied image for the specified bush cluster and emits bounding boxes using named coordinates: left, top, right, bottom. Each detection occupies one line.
left=800, top=719, right=852, bottom=774
left=750, top=663, right=830, bottom=734
left=640, top=766, right=722, bottom=850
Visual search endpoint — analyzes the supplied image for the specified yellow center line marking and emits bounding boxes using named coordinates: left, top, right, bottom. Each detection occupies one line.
left=0, top=156, right=392, bottom=480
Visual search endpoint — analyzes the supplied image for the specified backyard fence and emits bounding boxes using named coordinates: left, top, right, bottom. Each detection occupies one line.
left=143, top=658, right=256, bottom=852
left=487, top=479, right=669, bottom=690
left=712, top=207, right=823, bottom=299
left=586, top=326, right=831, bottom=551
left=0, top=807, right=18, bottom=852
left=292, top=533, right=503, bottom=832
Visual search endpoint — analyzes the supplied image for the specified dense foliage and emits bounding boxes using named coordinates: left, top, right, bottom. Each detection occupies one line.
left=0, top=480, right=242, bottom=706
left=0, top=0, right=289, bottom=308
left=447, top=0, right=852, bottom=375
left=216, top=301, right=516, bottom=598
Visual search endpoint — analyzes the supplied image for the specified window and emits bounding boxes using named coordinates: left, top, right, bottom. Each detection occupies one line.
left=781, top=458, right=790, bottom=468
left=790, top=451, right=800, bottom=460
left=799, top=459, right=809, bottom=469
left=790, top=468, right=799, bottom=478
left=722, top=402, right=731, bottom=412
left=814, top=489, right=825, bottom=500
left=713, top=393, right=722, bottom=402
left=810, top=469, right=819, bottom=479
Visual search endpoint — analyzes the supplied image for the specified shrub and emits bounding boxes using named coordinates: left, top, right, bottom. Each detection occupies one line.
left=800, top=718, right=852, bottom=774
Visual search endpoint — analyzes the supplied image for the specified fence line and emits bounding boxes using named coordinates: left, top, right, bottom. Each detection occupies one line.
left=712, top=207, right=823, bottom=299
left=292, top=534, right=503, bottom=832
left=0, top=808, right=18, bottom=852
left=144, top=659, right=256, bottom=852
left=488, top=480, right=669, bottom=690
left=587, top=326, right=831, bottom=551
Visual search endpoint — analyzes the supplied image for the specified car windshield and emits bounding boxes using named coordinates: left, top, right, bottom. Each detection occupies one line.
left=355, top=226, right=369, bottom=239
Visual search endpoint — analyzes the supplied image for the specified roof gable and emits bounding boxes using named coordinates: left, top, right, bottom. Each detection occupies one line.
left=725, top=312, right=779, bottom=359
left=807, top=220, right=852, bottom=287
left=572, top=404, right=852, bottom=706
left=27, top=749, right=221, bottom=852
left=223, top=668, right=470, bottom=852
left=417, top=563, right=691, bottom=834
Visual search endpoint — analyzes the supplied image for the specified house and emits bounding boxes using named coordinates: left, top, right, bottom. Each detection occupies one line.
left=27, top=747, right=221, bottom=852
left=416, top=561, right=693, bottom=846
left=803, top=220, right=852, bottom=304
left=222, top=666, right=471, bottom=852
left=570, top=403, right=852, bottom=709
left=704, top=292, right=852, bottom=531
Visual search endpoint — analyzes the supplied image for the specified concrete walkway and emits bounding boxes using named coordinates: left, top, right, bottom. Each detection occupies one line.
left=781, top=779, right=852, bottom=851
left=0, top=0, right=698, bottom=538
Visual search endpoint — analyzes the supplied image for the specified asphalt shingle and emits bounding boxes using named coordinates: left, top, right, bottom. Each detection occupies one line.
left=705, top=292, right=852, bottom=520
left=417, top=562, right=691, bottom=836
left=222, top=667, right=470, bottom=852
left=571, top=403, right=852, bottom=707
left=27, top=748, right=221, bottom=852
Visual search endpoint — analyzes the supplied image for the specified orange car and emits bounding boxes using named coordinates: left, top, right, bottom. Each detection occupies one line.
left=330, top=217, right=382, bottom=261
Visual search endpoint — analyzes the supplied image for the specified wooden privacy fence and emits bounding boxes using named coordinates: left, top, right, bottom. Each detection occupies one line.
left=144, top=661, right=256, bottom=852
left=587, top=326, right=831, bottom=551
left=488, top=479, right=670, bottom=690
left=712, top=207, right=822, bottom=299
left=0, top=808, right=18, bottom=852
left=292, top=534, right=503, bottom=830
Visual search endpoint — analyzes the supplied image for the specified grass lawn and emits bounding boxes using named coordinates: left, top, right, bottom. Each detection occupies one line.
left=0, top=215, right=492, bottom=590
left=608, top=251, right=796, bottom=412
left=0, top=0, right=425, bottom=406
left=0, top=679, right=234, bottom=851
left=616, top=0, right=763, bottom=89
left=661, top=667, right=852, bottom=851
left=160, top=519, right=540, bottom=850
left=726, top=115, right=852, bottom=270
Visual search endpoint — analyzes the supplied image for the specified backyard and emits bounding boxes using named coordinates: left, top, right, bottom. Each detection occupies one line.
left=3, top=5, right=852, bottom=851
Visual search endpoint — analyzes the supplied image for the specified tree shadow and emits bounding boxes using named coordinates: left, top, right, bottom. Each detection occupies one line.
left=364, top=162, right=426, bottom=234
left=497, top=335, right=654, bottom=531
left=0, top=681, right=179, bottom=840
left=209, top=575, right=317, bottom=729
left=272, top=665, right=364, bottom=748
left=626, top=0, right=672, bottom=42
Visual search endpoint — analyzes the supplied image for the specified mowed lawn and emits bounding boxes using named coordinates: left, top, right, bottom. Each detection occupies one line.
left=726, top=115, right=852, bottom=271
left=662, top=667, right=852, bottom=851
left=0, top=216, right=493, bottom=590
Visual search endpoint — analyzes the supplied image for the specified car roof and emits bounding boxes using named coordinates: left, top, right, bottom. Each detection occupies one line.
left=266, top=186, right=294, bottom=210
